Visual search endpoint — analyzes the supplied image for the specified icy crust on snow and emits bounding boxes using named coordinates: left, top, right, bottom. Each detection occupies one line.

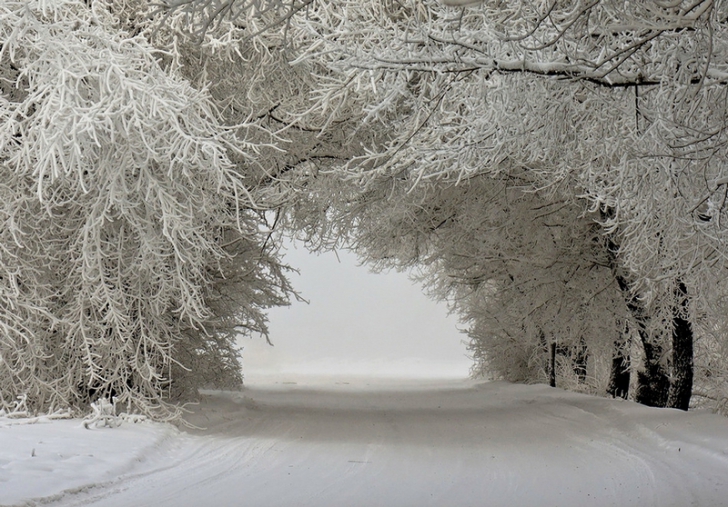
left=0, top=417, right=180, bottom=506
left=3, top=380, right=728, bottom=507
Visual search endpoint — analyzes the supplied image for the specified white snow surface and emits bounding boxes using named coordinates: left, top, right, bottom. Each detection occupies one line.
left=3, top=378, right=728, bottom=507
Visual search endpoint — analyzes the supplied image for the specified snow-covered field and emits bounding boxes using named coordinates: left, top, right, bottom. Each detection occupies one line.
left=3, top=378, right=728, bottom=507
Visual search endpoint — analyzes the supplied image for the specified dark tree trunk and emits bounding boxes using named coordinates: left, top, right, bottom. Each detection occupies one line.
left=667, top=281, right=693, bottom=411
left=548, top=341, right=557, bottom=387
left=616, top=285, right=670, bottom=407
left=573, top=339, right=589, bottom=384
left=635, top=337, right=670, bottom=408
left=607, top=333, right=630, bottom=400
left=603, top=221, right=668, bottom=407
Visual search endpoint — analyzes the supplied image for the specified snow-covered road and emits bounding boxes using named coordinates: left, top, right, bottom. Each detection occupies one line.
left=4, top=380, right=728, bottom=507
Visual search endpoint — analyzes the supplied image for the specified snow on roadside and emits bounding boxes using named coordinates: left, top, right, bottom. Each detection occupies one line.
left=2, top=379, right=728, bottom=507
left=0, top=415, right=180, bottom=506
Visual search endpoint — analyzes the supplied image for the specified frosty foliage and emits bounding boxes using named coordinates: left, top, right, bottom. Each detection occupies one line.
left=160, top=0, right=316, bottom=39
left=83, top=398, right=122, bottom=429
left=4, top=0, right=728, bottom=416
left=259, top=0, right=728, bottom=403
left=283, top=0, right=728, bottom=278
left=0, top=0, right=292, bottom=418
left=312, top=169, right=625, bottom=391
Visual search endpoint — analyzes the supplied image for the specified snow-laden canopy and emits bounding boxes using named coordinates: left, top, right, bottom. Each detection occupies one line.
left=0, top=0, right=292, bottom=418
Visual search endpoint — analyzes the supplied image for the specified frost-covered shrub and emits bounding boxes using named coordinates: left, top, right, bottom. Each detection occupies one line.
left=0, top=1, right=291, bottom=419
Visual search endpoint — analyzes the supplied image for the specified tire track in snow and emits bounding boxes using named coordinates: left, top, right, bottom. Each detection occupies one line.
left=545, top=391, right=726, bottom=506
left=38, top=381, right=728, bottom=507
left=40, top=432, right=281, bottom=507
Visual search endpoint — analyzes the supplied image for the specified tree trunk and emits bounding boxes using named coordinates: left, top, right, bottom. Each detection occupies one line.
left=667, top=281, right=693, bottom=411
left=603, top=222, right=668, bottom=407
left=607, top=334, right=630, bottom=400
left=573, top=339, right=589, bottom=384
left=612, top=268, right=669, bottom=406
left=635, top=337, right=670, bottom=408
left=548, top=341, right=557, bottom=387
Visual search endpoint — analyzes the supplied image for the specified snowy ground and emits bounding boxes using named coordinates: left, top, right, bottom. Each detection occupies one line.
left=3, top=378, right=728, bottom=507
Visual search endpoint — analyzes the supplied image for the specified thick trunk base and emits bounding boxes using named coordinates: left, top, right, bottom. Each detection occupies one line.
left=635, top=368, right=670, bottom=407
left=667, top=282, right=693, bottom=411
left=607, top=344, right=630, bottom=400
left=548, top=342, right=556, bottom=388
left=573, top=340, right=588, bottom=384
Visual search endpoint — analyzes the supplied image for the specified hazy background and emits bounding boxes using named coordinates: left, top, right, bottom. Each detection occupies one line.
left=239, top=240, right=472, bottom=383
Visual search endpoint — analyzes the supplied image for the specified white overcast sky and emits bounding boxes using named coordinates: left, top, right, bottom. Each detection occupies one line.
left=240, top=240, right=472, bottom=382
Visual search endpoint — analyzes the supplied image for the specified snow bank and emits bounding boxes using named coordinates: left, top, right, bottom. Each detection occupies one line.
left=0, top=416, right=179, bottom=506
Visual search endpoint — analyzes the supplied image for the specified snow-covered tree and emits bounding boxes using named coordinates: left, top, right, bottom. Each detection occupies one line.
left=226, top=0, right=728, bottom=409
left=153, top=0, right=728, bottom=410
left=7, top=0, right=728, bottom=416
left=0, top=1, right=293, bottom=418
left=309, top=167, right=625, bottom=391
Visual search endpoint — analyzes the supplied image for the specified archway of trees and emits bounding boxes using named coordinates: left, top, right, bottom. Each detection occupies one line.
left=2, top=0, right=728, bottom=418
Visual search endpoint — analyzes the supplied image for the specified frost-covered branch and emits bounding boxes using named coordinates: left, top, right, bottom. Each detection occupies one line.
left=0, top=0, right=293, bottom=418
